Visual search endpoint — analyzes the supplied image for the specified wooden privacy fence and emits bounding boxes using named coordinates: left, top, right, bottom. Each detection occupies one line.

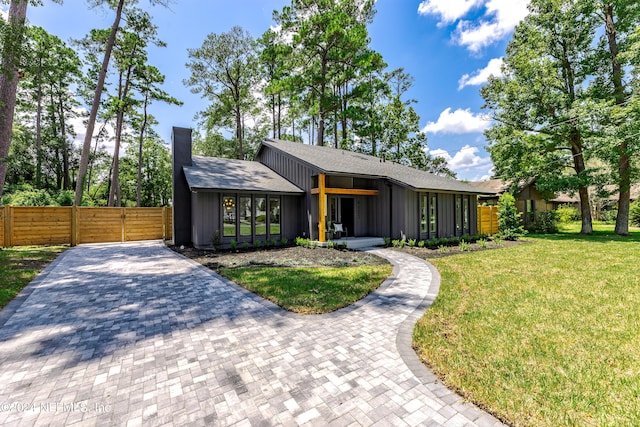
left=477, top=205, right=499, bottom=235
left=0, top=206, right=172, bottom=247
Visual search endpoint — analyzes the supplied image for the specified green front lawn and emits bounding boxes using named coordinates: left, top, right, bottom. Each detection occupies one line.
left=0, top=245, right=67, bottom=309
left=221, top=264, right=392, bottom=314
left=414, top=224, right=640, bottom=426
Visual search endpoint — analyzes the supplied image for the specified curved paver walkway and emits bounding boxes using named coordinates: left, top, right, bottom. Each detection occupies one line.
left=0, top=241, right=504, bottom=427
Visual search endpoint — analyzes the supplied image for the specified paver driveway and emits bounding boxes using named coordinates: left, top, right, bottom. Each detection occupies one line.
left=0, top=241, right=504, bottom=427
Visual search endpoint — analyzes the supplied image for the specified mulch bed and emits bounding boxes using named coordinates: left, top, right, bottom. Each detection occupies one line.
left=172, top=239, right=528, bottom=271
left=171, top=245, right=389, bottom=270
left=393, top=239, right=527, bottom=259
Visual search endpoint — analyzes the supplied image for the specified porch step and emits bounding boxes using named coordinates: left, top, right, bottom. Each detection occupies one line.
left=321, top=237, right=386, bottom=249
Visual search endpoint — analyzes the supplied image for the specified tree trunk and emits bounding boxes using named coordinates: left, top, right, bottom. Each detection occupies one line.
left=604, top=4, right=630, bottom=235
left=108, top=111, right=124, bottom=206
left=74, top=0, right=125, bottom=206
left=271, top=94, right=276, bottom=138
left=236, top=104, right=243, bottom=159
left=570, top=131, right=593, bottom=234
left=87, top=121, right=107, bottom=194
left=0, top=0, right=28, bottom=198
left=340, top=82, right=348, bottom=147
left=35, top=86, right=43, bottom=188
left=58, top=92, right=70, bottom=190
left=136, top=95, right=149, bottom=207
left=277, top=92, right=282, bottom=139
left=333, top=109, right=338, bottom=149
left=316, top=57, right=327, bottom=146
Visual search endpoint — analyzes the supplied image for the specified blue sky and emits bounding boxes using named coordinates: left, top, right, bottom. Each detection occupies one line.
left=21, top=0, right=530, bottom=181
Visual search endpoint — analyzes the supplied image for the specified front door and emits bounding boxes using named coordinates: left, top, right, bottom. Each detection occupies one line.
left=340, top=198, right=354, bottom=237
left=328, top=196, right=355, bottom=237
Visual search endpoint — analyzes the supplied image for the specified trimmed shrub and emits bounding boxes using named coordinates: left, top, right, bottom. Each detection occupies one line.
left=527, top=211, right=559, bottom=234
left=555, top=204, right=580, bottom=223
left=630, top=200, right=640, bottom=227
left=497, top=193, right=526, bottom=240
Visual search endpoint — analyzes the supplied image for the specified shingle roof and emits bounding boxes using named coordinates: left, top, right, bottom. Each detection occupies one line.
left=259, top=139, right=487, bottom=194
left=469, top=179, right=640, bottom=202
left=467, top=179, right=510, bottom=196
left=184, top=156, right=304, bottom=194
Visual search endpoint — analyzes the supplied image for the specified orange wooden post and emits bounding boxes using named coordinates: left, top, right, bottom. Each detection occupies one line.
left=318, top=173, right=326, bottom=243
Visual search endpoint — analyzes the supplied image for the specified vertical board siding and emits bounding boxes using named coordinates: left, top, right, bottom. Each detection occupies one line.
left=439, top=193, right=455, bottom=237
left=404, top=191, right=419, bottom=240
left=11, top=207, right=72, bottom=246
left=470, top=197, right=479, bottom=235
left=256, top=146, right=319, bottom=236
left=192, top=192, right=219, bottom=248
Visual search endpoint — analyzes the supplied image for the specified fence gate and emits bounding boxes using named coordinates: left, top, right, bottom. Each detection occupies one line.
left=0, top=206, right=172, bottom=247
left=77, top=207, right=124, bottom=244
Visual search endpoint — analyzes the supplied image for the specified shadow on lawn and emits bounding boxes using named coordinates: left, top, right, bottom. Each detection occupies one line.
left=529, top=229, right=640, bottom=243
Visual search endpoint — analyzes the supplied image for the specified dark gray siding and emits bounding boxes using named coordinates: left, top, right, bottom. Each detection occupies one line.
left=470, top=196, right=478, bottom=235
left=256, top=146, right=321, bottom=237
left=281, top=195, right=304, bottom=241
left=404, top=191, right=420, bottom=240
left=439, top=193, right=455, bottom=237
left=172, top=127, right=193, bottom=245
left=365, top=180, right=391, bottom=237
left=191, top=192, right=219, bottom=248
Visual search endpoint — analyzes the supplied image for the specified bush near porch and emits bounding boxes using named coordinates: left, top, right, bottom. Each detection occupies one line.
left=413, top=223, right=640, bottom=426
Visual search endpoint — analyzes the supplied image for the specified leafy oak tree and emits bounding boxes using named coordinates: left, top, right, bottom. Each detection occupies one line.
left=482, top=0, right=598, bottom=234
left=587, top=0, right=640, bottom=235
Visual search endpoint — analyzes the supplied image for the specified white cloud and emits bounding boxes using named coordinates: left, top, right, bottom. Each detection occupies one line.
left=455, top=0, right=529, bottom=52
left=417, top=0, right=483, bottom=25
left=430, top=145, right=493, bottom=178
left=417, top=0, right=529, bottom=52
left=458, top=57, right=503, bottom=89
left=423, top=108, right=491, bottom=134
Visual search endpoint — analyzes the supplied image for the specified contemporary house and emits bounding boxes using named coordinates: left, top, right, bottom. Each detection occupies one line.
left=172, top=127, right=486, bottom=248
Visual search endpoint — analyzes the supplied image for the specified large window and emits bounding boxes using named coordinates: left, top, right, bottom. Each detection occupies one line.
left=463, top=196, right=470, bottom=234
left=455, top=195, right=462, bottom=234
left=221, top=194, right=281, bottom=240
left=430, top=195, right=437, bottom=234
left=255, top=197, right=267, bottom=235
left=223, top=195, right=236, bottom=237
left=239, top=197, right=252, bottom=236
left=269, top=197, right=281, bottom=235
left=526, top=200, right=535, bottom=223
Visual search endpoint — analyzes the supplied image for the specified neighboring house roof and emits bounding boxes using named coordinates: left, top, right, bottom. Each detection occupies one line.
left=469, top=178, right=640, bottom=203
left=467, top=179, right=510, bottom=196
left=183, top=155, right=304, bottom=194
left=258, top=139, right=487, bottom=194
